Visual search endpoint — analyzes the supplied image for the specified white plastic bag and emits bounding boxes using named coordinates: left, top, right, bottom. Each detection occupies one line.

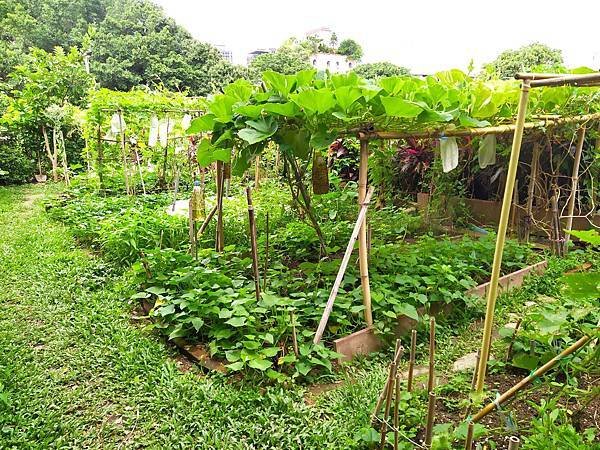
left=439, top=137, right=459, bottom=173
left=181, top=114, right=192, bottom=132
left=478, top=134, right=497, bottom=169
left=148, top=115, right=159, bottom=147
left=110, top=113, right=125, bottom=134
left=158, top=118, right=173, bottom=148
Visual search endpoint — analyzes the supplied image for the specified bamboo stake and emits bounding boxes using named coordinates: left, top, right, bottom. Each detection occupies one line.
left=563, top=126, right=587, bottom=253
left=290, top=311, right=299, bottom=357
left=407, top=329, right=417, bottom=392
left=427, top=317, right=435, bottom=394
left=246, top=187, right=261, bottom=301
left=464, top=422, right=474, bottom=450
left=510, top=179, right=519, bottom=238
left=508, top=436, right=520, bottom=450
left=254, top=155, right=260, bottom=188
left=393, top=373, right=400, bottom=450
left=313, top=186, right=375, bottom=344
left=378, top=360, right=397, bottom=449
left=524, top=142, right=541, bottom=243
left=371, top=341, right=403, bottom=424
left=215, top=162, right=225, bottom=251
left=358, top=139, right=373, bottom=327
left=135, top=148, right=146, bottom=195
left=263, top=212, right=270, bottom=291
left=96, top=124, right=103, bottom=190
left=473, top=334, right=593, bottom=422
left=476, top=80, right=531, bottom=393
left=197, top=203, right=218, bottom=236
left=118, top=111, right=130, bottom=195
left=551, top=193, right=562, bottom=256
left=424, top=392, right=436, bottom=446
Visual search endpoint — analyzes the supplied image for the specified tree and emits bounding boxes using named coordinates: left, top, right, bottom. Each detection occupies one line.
left=353, top=62, right=410, bottom=79
left=337, top=39, right=363, bottom=61
left=484, top=42, right=564, bottom=79
left=207, top=60, right=250, bottom=93
left=249, top=45, right=312, bottom=76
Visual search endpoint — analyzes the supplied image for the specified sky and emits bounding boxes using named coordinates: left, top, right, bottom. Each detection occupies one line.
left=154, top=0, right=600, bottom=73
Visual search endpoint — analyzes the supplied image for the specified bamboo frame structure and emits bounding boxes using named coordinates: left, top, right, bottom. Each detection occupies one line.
left=118, top=111, right=131, bottom=195
left=523, top=142, right=541, bottom=242
left=407, top=329, right=417, bottom=392
left=472, top=334, right=593, bottom=423
left=313, top=186, right=374, bottom=344
left=474, top=79, right=531, bottom=393
left=358, top=139, right=373, bottom=327
left=427, top=317, right=436, bottom=393
left=563, top=125, right=587, bottom=252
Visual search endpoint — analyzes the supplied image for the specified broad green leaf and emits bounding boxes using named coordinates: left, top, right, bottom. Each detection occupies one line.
left=380, top=97, right=423, bottom=118
left=511, top=353, right=539, bottom=371
left=334, top=86, right=363, bottom=113
left=156, top=304, right=175, bottom=316
left=225, top=316, right=247, bottom=327
left=260, top=347, right=279, bottom=357
left=459, top=114, right=491, bottom=128
left=186, top=114, right=215, bottom=134
left=190, top=317, right=204, bottom=332
left=196, top=139, right=231, bottom=167
left=237, top=117, right=278, bottom=145
left=309, top=128, right=337, bottom=151
left=566, top=229, right=600, bottom=246
left=396, top=303, right=419, bottom=321
left=223, top=79, right=254, bottom=102
left=378, top=76, right=407, bottom=95
left=130, top=292, right=150, bottom=299
left=291, top=88, right=336, bottom=115
left=234, top=104, right=264, bottom=119
left=278, top=354, right=297, bottom=364
left=248, top=358, right=273, bottom=371
left=226, top=361, right=244, bottom=371
left=209, top=94, right=237, bottom=123
left=218, top=309, right=233, bottom=319
left=295, top=362, right=311, bottom=376
left=262, top=71, right=296, bottom=97
left=262, top=102, right=299, bottom=117
left=168, top=325, right=186, bottom=340
left=560, top=272, right=600, bottom=300
left=146, top=286, right=166, bottom=296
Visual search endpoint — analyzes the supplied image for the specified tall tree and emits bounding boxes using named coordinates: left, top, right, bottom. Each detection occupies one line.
left=337, top=39, right=362, bottom=61
left=484, top=42, right=564, bottom=79
left=353, top=62, right=410, bottom=79
left=249, top=43, right=312, bottom=76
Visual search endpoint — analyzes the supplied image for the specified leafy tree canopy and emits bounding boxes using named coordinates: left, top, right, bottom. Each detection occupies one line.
left=337, top=39, right=362, bottom=61
left=484, top=42, right=564, bottom=79
left=249, top=41, right=312, bottom=77
left=353, top=62, right=410, bottom=79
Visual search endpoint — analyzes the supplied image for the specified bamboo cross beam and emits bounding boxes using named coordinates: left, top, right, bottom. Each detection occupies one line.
left=529, top=72, right=600, bottom=88
left=472, top=334, right=593, bottom=423
left=313, top=186, right=375, bottom=344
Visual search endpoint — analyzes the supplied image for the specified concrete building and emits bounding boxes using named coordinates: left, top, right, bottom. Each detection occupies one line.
left=247, top=48, right=276, bottom=65
left=215, top=45, right=233, bottom=63
left=311, top=52, right=353, bottom=73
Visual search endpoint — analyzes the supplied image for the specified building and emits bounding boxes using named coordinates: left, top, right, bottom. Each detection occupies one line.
left=247, top=48, right=276, bottom=65
left=215, top=45, right=233, bottom=63
left=311, top=53, right=353, bottom=74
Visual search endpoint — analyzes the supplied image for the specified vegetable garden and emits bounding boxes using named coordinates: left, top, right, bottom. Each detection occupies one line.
left=8, top=68, right=600, bottom=449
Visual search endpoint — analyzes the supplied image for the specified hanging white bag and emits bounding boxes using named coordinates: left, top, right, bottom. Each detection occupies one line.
left=110, top=112, right=126, bottom=134
left=181, top=114, right=192, bottom=132
left=478, top=134, right=497, bottom=169
left=439, top=137, right=459, bottom=173
left=148, top=115, right=159, bottom=147
left=158, top=118, right=173, bottom=148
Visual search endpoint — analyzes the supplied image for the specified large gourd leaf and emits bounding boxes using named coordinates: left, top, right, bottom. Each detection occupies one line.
left=380, top=97, right=423, bottom=118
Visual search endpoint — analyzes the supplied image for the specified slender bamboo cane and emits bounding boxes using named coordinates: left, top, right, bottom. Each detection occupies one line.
left=510, top=179, right=519, bottom=238
left=215, top=162, right=225, bottom=251
left=254, top=156, right=260, bottom=188
left=263, top=212, right=270, bottom=291
left=464, top=422, right=474, bottom=450
left=524, top=142, right=541, bottom=242
left=407, top=329, right=417, bottom=392
left=508, top=436, right=520, bottom=450
left=290, top=311, right=299, bottom=357
left=246, top=187, right=261, bottom=301
left=473, top=334, right=593, bottom=422
left=393, top=373, right=400, bottom=450
left=118, top=111, right=130, bottom=195
left=427, top=317, right=436, bottom=394
left=371, top=341, right=403, bottom=424
left=358, top=139, right=373, bottom=327
left=378, top=360, right=397, bottom=449
left=313, top=187, right=374, bottom=344
left=197, top=203, right=218, bottom=236
left=476, top=80, right=531, bottom=393
left=424, top=392, right=437, bottom=446
left=563, top=126, right=587, bottom=253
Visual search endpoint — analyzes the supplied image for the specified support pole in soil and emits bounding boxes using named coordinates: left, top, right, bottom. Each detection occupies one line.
left=118, top=111, right=130, bottom=195
left=313, top=186, right=375, bottom=344
left=464, top=422, right=474, bottom=450
left=551, top=193, right=562, bottom=256
left=96, top=124, right=104, bottom=191
left=215, top=161, right=225, bottom=252
left=254, top=156, right=260, bottom=188
left=524, top=142, right=541, bottom=243
left=563, top=125, right=587, bottom=253
left=246, top=186, right=261, bottom=301
left=427, top=317, right=436, bottom=394
left=290, top=311, right=299, bottom=356
left=378, top=340, right=401, bottom=450
left=472, top=334, right=593, bottom=422
left=476, top=79, right=531, bottom=393
left=393, top=373, right=400, bottom=450
left=263, top=212, right=269, bottom=291
left=508, top=436, right=521, bottom=450
left=407, top=329, right=417, bottom=392
left=424, top=392, right=436, bottom=447
left=358, top=138, right=373, bottom=327
left=510, top=179, right=519, bottom=238
left=371, top=341, right=403, bottom=424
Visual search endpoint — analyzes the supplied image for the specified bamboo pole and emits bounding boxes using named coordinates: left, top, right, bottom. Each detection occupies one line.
left=407, top=329, right=417, bottom=392
left=197, top=203, right=218, bottom=236
left=254, top=155, right=260, bottom=188
left=393, top=373, right=400, bottom=450
left=246, top=187, right=261, bottom=301
left=563, top=126, right=587, bottom=253
left=508, top=436, right=520, bottom=450
left=359, top=112, right=600, bottom=141
left=524, top=142, right=541, bottom=243
left=510, top=179, right=519, bottom=238
left=290, top=311, right=299, bottom=357
left=263, top=211, right=270, bottom=291
left=424, top=392, right=436, bottom=446
left=135, top=148, right=146, bottom=195
left=313, top=187, right=375, bottom=344
left=427, top=317, right=436, bottom=394
left=358, top=139, right=373, bottom=327
left=472, top=334, right=593, bottom=422
left=529, top=73, right=600, bottom=88
left=378, top=358, right=396, bottom=450
left=118, top=111, right=130, bottom=195
left=215, top=161, right=225, bottom=252
left=551, top=193, right=562, bottom=256
left=371, top=341, right=403, bottom=424
left=464, top=422, right=474, bottom=450
left=475, top=80, right=531, bottom=393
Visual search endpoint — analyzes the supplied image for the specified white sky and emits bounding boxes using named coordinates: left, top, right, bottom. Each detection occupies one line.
left=154, top=0, right=600, bottom=73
